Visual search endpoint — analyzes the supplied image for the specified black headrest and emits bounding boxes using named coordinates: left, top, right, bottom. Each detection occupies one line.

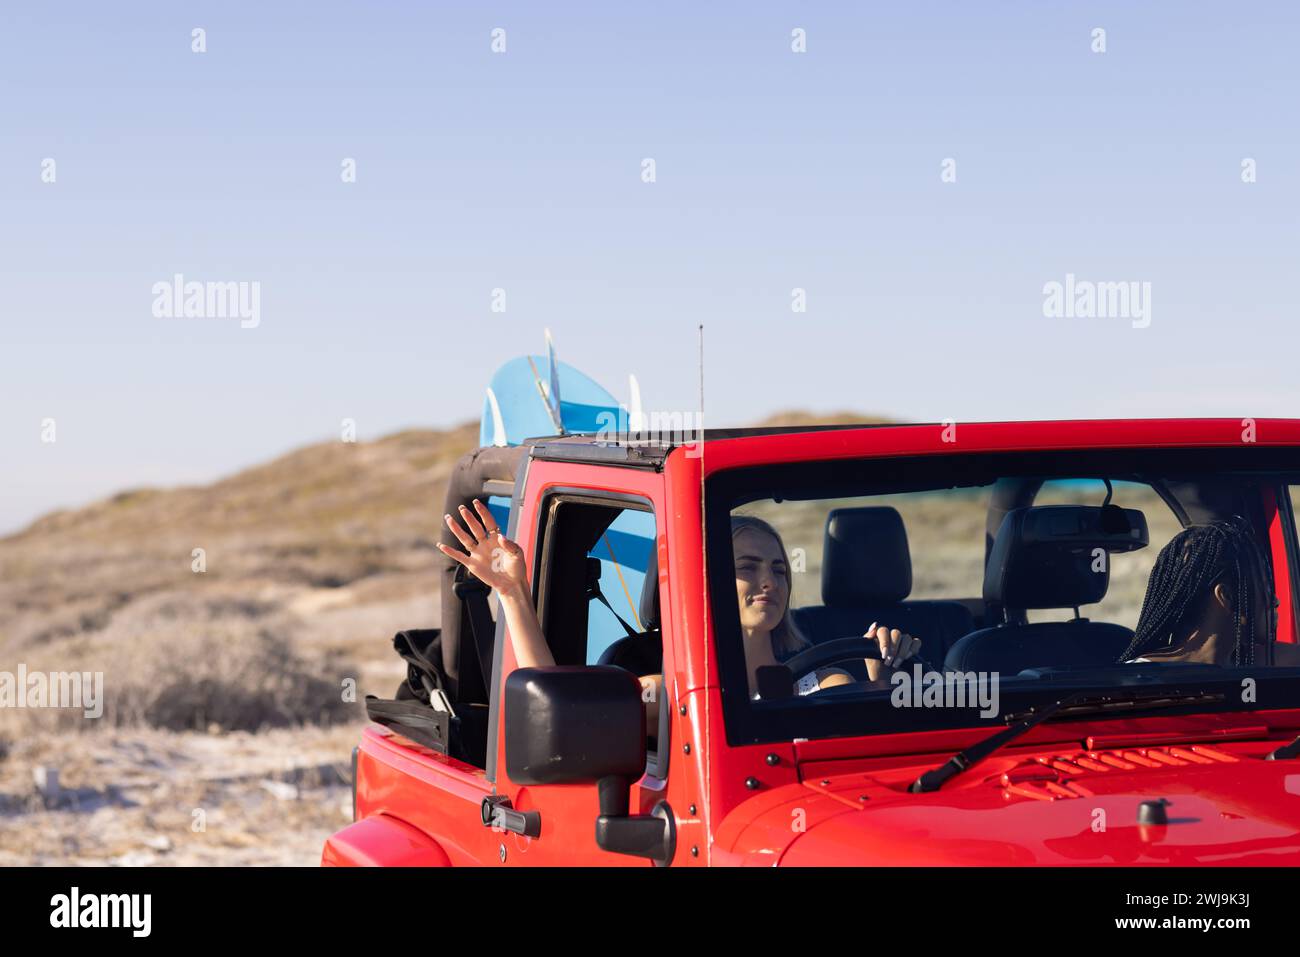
left=822, top=507, right=911, bottom=607
left=639, top=543, right=660, bottom=631
left=984, top=505, right=1149, bottom=610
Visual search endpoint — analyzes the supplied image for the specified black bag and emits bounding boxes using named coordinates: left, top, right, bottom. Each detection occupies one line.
left=364, top=629, right=489, bottom=768
left=390, top=628, right=450, bottom=705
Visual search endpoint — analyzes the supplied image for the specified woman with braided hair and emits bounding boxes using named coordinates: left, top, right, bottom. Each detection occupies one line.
left=1119, top=516, right=1300, bottom=667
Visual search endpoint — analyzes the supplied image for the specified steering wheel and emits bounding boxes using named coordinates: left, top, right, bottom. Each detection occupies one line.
left=780, top=636, right=884, bottom=689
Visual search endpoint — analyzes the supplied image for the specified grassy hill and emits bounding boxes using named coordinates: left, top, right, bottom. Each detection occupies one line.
left=0, top=421, right=481, bottom=734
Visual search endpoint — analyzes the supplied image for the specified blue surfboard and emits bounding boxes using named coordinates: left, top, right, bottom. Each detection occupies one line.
left=477, top=333, right=653, bottom=659
left=480, top=368, right=622, bottom=447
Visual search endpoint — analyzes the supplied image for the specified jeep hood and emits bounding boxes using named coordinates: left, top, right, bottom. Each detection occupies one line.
left=717, top=743, right=1300, bottom=866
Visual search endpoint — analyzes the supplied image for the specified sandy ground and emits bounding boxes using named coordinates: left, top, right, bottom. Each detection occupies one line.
left=0, top=723, right=365, bottom=866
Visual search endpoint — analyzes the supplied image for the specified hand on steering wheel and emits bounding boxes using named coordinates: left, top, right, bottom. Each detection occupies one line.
left=779, top=624, right=923, bottom=694
left=867, top=621, right=922, bottom=669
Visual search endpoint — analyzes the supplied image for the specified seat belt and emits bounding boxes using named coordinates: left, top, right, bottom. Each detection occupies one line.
left=453, top=572, right=497, bottom=702
left=588, top=575, right=639, bottom=638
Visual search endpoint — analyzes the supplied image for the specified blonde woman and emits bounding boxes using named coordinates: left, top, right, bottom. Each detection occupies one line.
left=437, top=501, right=920, bottom=722
left=730, top=515, right=921, bottom=697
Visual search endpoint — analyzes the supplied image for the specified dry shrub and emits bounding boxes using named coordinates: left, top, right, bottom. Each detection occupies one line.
left=109, top=624, right=359, bottom=732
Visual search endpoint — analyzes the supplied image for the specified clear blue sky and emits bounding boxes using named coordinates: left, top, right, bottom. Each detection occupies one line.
left=2, top=2, right=1298, bottom=533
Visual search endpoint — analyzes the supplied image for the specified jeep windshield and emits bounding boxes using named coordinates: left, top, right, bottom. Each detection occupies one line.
left=705, top=446, right=1300, bottom=746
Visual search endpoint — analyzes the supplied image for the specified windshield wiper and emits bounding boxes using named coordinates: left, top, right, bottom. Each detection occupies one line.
left=1266, top=735, right=1300, bottom=760
left=908, top=689, right=1225, bottom=793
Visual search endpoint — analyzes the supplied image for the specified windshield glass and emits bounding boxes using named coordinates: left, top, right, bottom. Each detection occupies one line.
left=706, top=446, right=1300, bottom=746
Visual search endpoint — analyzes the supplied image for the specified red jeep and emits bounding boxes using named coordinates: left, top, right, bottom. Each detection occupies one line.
left=323, top=418, right=1300, bottom=865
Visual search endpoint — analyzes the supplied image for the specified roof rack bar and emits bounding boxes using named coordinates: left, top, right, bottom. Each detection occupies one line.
left=529, top=441, right=668, bottom=469
left=481, top=479, right=514, bottom=498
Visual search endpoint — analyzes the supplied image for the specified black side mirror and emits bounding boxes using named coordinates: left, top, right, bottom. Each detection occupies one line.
left=504, top=666, right=645, bottom=783
left=504, top=666, right=676, bottom=865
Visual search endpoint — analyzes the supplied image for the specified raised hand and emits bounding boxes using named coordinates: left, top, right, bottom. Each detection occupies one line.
left=437, top=499, right=528, bottom=594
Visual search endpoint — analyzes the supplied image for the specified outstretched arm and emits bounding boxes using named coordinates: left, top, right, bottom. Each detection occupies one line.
left=496, top=579, right=553, bottom=668
left=437, top=499, right=554, bottom=668
left=440, top=499, right=661, bottom=724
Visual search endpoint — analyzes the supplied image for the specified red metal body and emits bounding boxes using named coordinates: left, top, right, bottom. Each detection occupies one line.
left=324, top=418, right=1300, bottom=866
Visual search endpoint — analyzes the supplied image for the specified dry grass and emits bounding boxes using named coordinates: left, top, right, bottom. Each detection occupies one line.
left=0, top=421, right=478, bottom=736
left=0, top=422, right=479, bottom=864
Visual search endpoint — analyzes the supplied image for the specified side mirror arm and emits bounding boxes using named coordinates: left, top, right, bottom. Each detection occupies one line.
left=593, top=775, right=676, bottom=865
